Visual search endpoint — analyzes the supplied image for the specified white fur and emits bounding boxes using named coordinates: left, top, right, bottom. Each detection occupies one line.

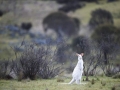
left=69, top=55, right=83, bottom=84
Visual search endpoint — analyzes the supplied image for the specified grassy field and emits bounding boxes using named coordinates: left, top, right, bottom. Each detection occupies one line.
left=0, top=76, right=120, bottom=90
left=73, top=1, right=120, bottom=27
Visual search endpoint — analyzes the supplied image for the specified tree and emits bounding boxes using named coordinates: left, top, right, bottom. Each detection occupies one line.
left=92, top=24, right=120, bottom=64
left=42, top=12, right=80, bottom=37
left=71, top=36, right=105, bottom=80
left=83, top=48, right=103, bottom=80
left=89, top=9, right=114, bottom=29
left=71, top=36, right=90, bottom=54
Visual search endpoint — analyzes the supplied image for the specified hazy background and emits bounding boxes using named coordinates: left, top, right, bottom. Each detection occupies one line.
left=0, top=0, right=120, bottom=77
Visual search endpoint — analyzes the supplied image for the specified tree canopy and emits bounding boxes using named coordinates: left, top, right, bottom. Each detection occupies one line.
left=71, top=36, right=90, bottom=54
left=42, top=12, right=80, bottom=37
left=92, top=24, right=120, bottom=64
left=89, top=9, right=114, bottom=30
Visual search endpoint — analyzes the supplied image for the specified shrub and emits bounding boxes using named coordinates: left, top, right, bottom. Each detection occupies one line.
left=0, top=60, right=13, bottom=79
left=12, top=46, right=42, bottom=80
left=12, top=43, right=62, bottom=80
left=21, top=22, right=32, bottom=31
left=38, top=60, right=62, bottom=79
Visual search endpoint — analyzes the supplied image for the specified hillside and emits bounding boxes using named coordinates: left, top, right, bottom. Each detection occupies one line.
left=0, top=1, right=120, bottom=33
left=73, top=1, right=120, bottom=27
left=0, top=0, right=120, bottom=59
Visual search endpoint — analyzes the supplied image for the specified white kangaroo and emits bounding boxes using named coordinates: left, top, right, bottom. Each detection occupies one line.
left=69, top=53, right=84, bottom=84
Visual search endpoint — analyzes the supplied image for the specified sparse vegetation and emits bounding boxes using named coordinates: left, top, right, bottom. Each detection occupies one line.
left=0, top=0, right=120, bottom=90
left=12, top=43, right=62, bottom=80
left=0, top=76, right=119, bottom=90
